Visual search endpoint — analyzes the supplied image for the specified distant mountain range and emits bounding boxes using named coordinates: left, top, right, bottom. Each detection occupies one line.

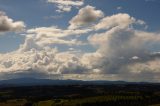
left=0, top=78, right=156, bottom=87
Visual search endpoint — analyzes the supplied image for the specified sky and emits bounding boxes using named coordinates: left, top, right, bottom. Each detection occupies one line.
left=0, top=0, right=160, bottom=82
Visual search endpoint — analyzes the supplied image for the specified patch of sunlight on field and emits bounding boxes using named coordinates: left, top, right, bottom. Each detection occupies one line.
left=0, top=99, right=27, bottom=106
left=150, top=104, right=160, bottom=106
left=37, top=100, right=54, bottom=106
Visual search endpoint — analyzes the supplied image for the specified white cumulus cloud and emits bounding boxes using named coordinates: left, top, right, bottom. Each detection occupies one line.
left=69, top=5, right=104, bottom=29
left=0, top=11, right=25, bottom=33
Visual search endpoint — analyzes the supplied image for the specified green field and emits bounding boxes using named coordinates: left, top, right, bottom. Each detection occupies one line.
left=0, top=84, right=160, bottom=106
left=0, top=95, right=159, bottom=106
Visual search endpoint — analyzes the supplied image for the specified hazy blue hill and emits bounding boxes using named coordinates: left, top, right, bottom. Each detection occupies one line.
left=0, top=78, right=82, bottom=86
left=0, top=77, right=155, bottom=87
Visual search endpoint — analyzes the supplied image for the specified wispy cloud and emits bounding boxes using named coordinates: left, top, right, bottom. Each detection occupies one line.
left=47, top=0, right=84, bottom=12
